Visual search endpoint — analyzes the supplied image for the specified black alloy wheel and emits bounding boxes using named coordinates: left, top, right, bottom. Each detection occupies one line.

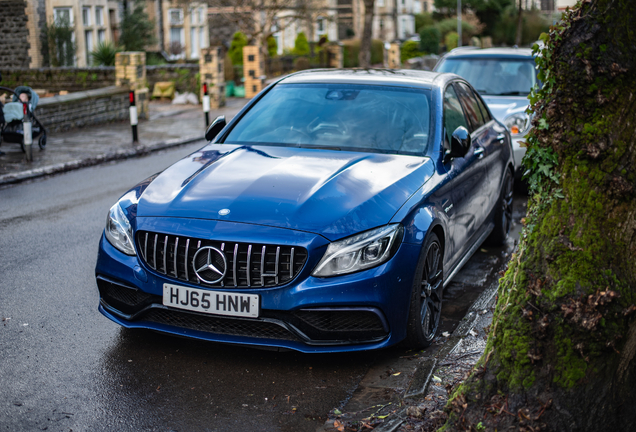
left=487, top=169, right=514, bottom=246
left=405, top=232, right=443, bottom=348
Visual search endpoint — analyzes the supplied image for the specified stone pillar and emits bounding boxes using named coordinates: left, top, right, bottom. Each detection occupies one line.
left=115, top=51, right=149, bottom=119
left=243, top=46, right=265, bottom=99
left=327, top=43, right=344, bottom=69
left=199, top=46, right=225, bottom=108
left=387, top=42, right=401, bottom=69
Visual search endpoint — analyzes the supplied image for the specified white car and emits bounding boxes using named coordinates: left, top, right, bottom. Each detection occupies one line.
left=434, top=47, right=538, bottom=179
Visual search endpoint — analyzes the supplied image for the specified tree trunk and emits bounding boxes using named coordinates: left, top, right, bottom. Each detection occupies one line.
left=444, top=1, right=636, bottom=430
left=359, top=0, right=375, bottom=68
left=515, top=0, right=523, bottom=46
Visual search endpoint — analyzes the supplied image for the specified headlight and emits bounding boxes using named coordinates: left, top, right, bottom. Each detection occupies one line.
left=504, top=113, right=530, bottom=135
left=104, top=203, right=136, bottom=255
left=312, top=224, right=403, bottom=277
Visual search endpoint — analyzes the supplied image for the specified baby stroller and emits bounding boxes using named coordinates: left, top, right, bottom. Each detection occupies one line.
left=0, top=85, right=47, bottom=153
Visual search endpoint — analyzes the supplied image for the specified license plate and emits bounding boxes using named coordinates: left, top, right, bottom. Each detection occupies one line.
left=163, top=283, right=259, bottom=318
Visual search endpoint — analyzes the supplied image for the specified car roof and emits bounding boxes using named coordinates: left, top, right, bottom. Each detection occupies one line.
left=443, top=47, right=534, bottom=59
left=278, top=68, right=457, bottom=89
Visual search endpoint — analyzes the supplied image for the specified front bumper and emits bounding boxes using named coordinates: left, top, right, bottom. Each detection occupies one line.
left=95, top=219, right=421, bottom=353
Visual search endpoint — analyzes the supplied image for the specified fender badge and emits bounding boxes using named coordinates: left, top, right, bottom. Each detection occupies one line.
left=218, top=208, right=230, bottom=216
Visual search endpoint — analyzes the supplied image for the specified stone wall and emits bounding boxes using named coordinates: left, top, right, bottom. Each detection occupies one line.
left=35, top=86, right=130, bottom=132
left=146, top=64, right=199, bottom=94
left=0, top=0, right=31, bottom=68
left=0, top=67, right=116, bottom=93
left=0, top=64, right=201, bottom=94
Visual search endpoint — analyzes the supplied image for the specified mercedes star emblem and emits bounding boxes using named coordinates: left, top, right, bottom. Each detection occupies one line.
left=192, top=246, right=227, bottom=284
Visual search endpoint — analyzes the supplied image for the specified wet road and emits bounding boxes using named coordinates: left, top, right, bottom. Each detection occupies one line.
left=0, top=143, right=526, bottom=431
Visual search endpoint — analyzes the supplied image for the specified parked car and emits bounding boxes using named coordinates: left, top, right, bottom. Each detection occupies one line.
left=95, top=69, right=514, bottom=353
left=434, top=47, right=538, bottom=178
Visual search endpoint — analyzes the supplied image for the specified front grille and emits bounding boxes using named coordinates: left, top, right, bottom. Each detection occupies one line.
left=136, top=231, right=308, bottom=289
left=140, top=308, right=300, bottom=341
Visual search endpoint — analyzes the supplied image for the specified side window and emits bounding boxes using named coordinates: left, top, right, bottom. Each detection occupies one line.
left=455, top=82, right=484, bottom=130
left=443, top=85, right=470, bottom=149
left=473, top=90, right=492, bottom=123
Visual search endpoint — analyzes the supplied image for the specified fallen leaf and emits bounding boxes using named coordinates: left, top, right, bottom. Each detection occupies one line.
left=432, top=376, right=442, bottom=383
left=333, top=408, right=342, bottom=415
left=442, top=332, right=450, bottom=337
left=392, top=372, right=401, bottom=376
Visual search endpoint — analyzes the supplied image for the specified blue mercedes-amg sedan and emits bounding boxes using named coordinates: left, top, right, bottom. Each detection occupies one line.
left=95, top=69, right=514, bottom=353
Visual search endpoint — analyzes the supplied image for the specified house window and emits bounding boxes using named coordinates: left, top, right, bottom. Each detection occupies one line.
left=190, top=8, right=197, bottom=26
left=317, top=17, right=324, bottom=33
left=198, top=7, right=204, bottom=26
left=199, top=27, right=206, bottom=50
left=85, top=30, right=93, bottom=64
left=95, top=7, right=103, bottom=26
left=190, top=27, right=198, bottom=58
left=377, top=0, right=385, bottom=6
left=414, top=1, right=421, bottom=13
left=169, top=8, right=183, bottom=25
left=423, top=1, right=428, bottom=11
left=82, top=7, right=91, bottom=26
left=54, top=7, right=73, bottom=25
left=98, top=29, right=106, bottom=43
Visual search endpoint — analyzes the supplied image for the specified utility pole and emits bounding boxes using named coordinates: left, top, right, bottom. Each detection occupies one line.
left=457, top=0, right=462, bottom=47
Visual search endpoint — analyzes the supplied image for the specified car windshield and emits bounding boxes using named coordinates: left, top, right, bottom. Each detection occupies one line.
left=437, top=58, right=537, bottom=96
left=225, top=83, right=432, bottom=155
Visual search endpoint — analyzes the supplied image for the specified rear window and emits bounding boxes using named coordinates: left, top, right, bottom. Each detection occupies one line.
left=225, top=83, right=433, bottom=156
left=437, top=58, right=538, bottom=96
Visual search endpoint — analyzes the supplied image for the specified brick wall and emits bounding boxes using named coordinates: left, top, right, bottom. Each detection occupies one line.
left=0, top=0, right=31, bottom=68
left=35, top=86, right=130, bottom=132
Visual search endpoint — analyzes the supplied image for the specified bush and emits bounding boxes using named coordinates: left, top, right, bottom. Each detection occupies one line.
left=414, top=12, right=435, bottom=33
left=44, top=17, right=76, bottom=66
left=90, top=41, right=119, bottom=66
left=401, top=40, right=422, bottom=63
left=267, top=36, right=278, bottom=58
left=419, top=26, right=441, bottom=54
left=293, top=32, right=310, bottom=56
left=119, top=0, right=156, bottom=51
left=229, top=32, right=248, bottom=65
left=293, top=57, right=310, bottom=71
left=445, top=31, right=459, bottom=51
left=342, top=39, right=385, bottom=67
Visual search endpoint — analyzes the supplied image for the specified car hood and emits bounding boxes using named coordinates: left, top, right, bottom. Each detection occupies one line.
left=137, top=144, right=435, bottom=241
left=481, top=95, right=529, bottom=123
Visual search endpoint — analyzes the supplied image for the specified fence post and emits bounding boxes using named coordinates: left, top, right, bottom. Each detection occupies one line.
left=129, top=90, right=138, bottom=143
left=22, top=103, right=32, bottom=162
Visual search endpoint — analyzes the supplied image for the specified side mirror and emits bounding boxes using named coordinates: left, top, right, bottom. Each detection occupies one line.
left=205, top=115, right=226, bottom=141
left=448, top=126, right=471, bottom=159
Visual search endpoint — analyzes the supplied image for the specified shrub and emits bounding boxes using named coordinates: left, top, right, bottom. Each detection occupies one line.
left=90, top=41, right=119, bottom=66
left=44, top=17, right=76, bottom=66
left=229, top=32, right=248, bottom=65
left=119, top=0, right=156, bottom=51
left=293, top=57, right=310, bottom=71
left=293, top=32, right=310, bottom=56
left=445, top=31, right=459, bottom=51
left=419, top=26, right=441, bottom=54
left=401, top=40, right=422, bottom=63
left=414, top=12, right=435, bottom=33
left=267, top=36, right=278, bottom=58
left=342, top=39, right=385, bottom=67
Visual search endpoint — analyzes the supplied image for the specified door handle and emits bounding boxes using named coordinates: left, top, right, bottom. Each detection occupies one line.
left=474, top=147, right=485, bottom=159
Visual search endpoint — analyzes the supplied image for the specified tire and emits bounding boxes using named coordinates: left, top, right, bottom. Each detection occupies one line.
left=38, top=133, right=46, bottom=150
left=405, top=232, right=444, bottom=349
left=486, top=169, right=514, bottom=246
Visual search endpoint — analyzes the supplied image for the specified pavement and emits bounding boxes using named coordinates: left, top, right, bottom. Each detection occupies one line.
left=0, top=98, right=250, bottom=186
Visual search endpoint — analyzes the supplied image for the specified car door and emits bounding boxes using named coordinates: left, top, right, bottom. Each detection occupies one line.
left=442, top=83, right=489, bottom=269
left=455, top=81, right=502, bottom=222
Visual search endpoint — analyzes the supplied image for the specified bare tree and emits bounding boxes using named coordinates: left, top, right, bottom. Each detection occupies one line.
left=359, top=0, right=375, bottom=68
left=207, top=0, right=331, bottom=58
